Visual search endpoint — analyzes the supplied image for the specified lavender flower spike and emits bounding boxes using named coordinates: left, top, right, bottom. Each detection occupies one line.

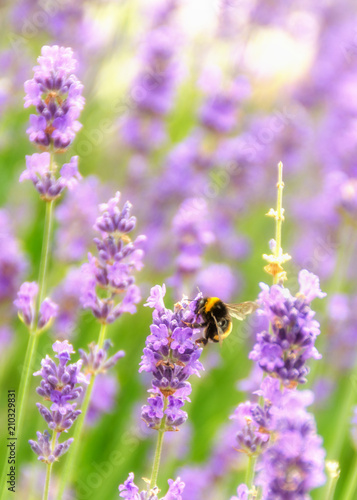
left=140, top=285, right=204, bottom=431
left=29, top=341, right=87, bottom=465
left=80, top=191, right=146, bottom=324
left=33, top=340, right=87, bottom=417
left=249, top=270, right=325, bottom=386
left=24, top=45, right=84, bottom=150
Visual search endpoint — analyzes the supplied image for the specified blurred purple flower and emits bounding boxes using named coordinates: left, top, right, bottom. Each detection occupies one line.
left=60, top=157, right=82, bottom=190
left=55, top=176, right=104, bottom=262
left=79, top=340, right=125, bottom=378
left=196, top=264, right=239, bottom=303
left=120, top=2, right=182, bottom=154
left=14, top=281, right=58, bottom=331
left=13, top=281, right=38, bottom=327
left=0, top=210, right=27, bottom=304
left=52, top=267, right=89, bottom=338
left=0, top=326, right=13, bottom=357
left=38, top=298, right=59, bottom=330
left=119, top=473, right=185, bottom=500
left=257, top=385, right=326, bottom=497
left=323, top=293, right=357, bottom=371
left=249, top=0, right=294, bottom=26
left=230, top=401, right=270, bottom=456
left=121, top=116, right=166, bottom=154
left=86, top=373, right=119, bottom=426
left=230, top=484, right=249, bottom=500
left=169, top=198, right=215, bottom=294
left=199, top=77, right=250, bottom=134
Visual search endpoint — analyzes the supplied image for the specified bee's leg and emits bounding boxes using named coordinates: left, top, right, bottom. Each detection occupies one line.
left=182, top=321, right=205, bottom=328
left=195, top=337, right=208, bottom=346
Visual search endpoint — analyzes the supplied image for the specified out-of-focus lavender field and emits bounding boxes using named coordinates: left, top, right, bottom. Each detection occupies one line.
left=1, top=1, right=357, bottom=499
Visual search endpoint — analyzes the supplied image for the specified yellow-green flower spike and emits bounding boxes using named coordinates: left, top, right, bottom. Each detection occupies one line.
left=263, top=161, right=291, bottom=284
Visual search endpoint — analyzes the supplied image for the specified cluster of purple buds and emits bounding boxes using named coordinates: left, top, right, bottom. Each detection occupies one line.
left=80, top=191, right=146, bottom=323
left=24, top=45, right=84, bottom=150
left=28, top=430, right=73, bottom=466
left=230, top=401, right=270, bottom=457
left=231, top=378, right=278, bottom=461
left=119, top=472, right=185, bottom=500
left=139, top=284, right=204, bottom=432
left=78, top=340, right=125, bottom=377
left=19, top=152, right=81, bottom=201
left=14, top=281, right=58, bottom=332
left=249, top=270, right=326, bottom=386
left=29, top=341, right=88, bottom=463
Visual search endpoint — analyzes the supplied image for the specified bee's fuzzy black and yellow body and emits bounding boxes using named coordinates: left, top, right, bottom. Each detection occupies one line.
left=195, top=297, right=232, bottom=344
left=191, top=296, right=258, bottom=346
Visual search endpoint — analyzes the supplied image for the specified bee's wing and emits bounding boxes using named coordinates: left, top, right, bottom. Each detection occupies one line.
left=226, top=301, right=258, bottom=321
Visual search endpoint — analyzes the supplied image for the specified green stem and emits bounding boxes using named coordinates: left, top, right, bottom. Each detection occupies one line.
left=43, top=432, right=57, bottom=500
left=329, top=222, right=357, bottom=296
left=18, top=199, right=54, bottom=440
left=56, top=323, right=107, bottom=500
left=245, top=455, right=257, bottom=495
left=274, top=161, right=284, bottom=286
left=328, top=374, right=355, bottom=461
left=16, top=331, right=40, bottom=442
left=37, top=199, right=55, bottom=308
left=341, top=453, right=357, bottom=500
left=316, top=372, right=355, bottom=500
left=0, top=198, right=54, bottom=500
left=325, top=473, right=339, bottom=500
left=98, top=321, right=107, bottom=349
left=149, top=398, right=168, bottom=490
left=43, top=463, right=53, bottom=500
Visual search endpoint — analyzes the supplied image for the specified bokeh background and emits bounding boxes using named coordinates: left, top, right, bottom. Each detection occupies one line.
left=1, top=0, right=357, bottom=499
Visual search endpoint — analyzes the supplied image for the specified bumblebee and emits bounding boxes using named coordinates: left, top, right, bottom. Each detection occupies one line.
left=189, top=297, right=258, bottom=346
